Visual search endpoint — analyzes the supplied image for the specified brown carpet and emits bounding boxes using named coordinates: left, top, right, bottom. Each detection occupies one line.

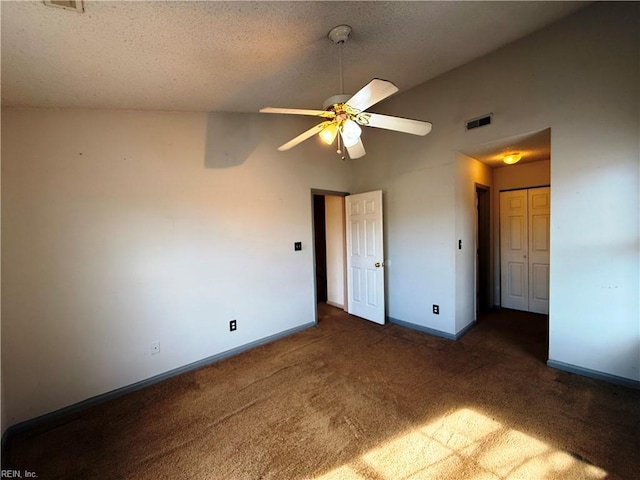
left=3, top=305, right=639, bottom=479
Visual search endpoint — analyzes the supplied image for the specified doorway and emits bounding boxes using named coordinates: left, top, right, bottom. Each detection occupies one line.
left=313, top=195, right=328, bottom=303
left=312, top=191, right=348, bottom=316
left=476, top=185, right=491, bottom=315
left=313, top=189, right=387, bottom=325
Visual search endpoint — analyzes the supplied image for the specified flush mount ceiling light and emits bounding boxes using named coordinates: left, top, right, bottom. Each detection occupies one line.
left=260, top=25, right=432, bottom=160
left=503, top=152, right=522, bottom=165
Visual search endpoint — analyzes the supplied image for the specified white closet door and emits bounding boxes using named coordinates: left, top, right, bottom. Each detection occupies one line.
left=500, top=190, right=529, bottom=311
left=500, top=187, right=550, bottom=314
left=528, top=187, right=550, bottom=314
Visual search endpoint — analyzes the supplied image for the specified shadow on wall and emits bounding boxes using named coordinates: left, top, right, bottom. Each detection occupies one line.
left=205, top=112, right=265, bottom=168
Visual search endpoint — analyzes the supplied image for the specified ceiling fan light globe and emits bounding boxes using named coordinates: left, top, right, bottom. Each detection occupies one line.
left=341, top=133, right=360, bottom=148
left=319, top=123, right=339, bottom=145
left=341, top=119, right=362, bottom=144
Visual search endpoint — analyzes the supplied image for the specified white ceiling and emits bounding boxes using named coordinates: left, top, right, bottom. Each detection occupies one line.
left=2, top=1, right=588, bottom=113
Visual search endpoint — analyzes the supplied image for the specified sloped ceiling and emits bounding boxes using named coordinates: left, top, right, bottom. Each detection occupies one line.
left=2, top=1, right=588, bottom=113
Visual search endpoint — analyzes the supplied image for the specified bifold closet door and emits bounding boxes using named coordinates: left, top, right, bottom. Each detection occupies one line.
left=500, top=187, right=550, bottom=314
left=527, top=187, right=550, bottom=314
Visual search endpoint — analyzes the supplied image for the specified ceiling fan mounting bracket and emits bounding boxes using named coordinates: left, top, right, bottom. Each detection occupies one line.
left=328, top=25, right=352, bottom=44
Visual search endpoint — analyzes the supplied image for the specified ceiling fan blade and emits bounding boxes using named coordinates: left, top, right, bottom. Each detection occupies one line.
left=260, top=107, right=335, bottom=119
left=343, top=136, right=366, bottom=159
left=346, top=79, right=399, bottom=112
left=366, top=113, right=432, bottom=136
left=277, top=122, right=330, bottom=151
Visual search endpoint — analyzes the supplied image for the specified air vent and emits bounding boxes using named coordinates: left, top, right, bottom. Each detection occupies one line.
left=44, top=1, right=84, bottom=13
left=466, top=114, right=492, bottom=131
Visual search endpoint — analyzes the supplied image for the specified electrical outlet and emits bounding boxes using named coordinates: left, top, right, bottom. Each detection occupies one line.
left=432, top=305, right=440, bottom=315
left=294, top=242, right=302, bottom=251
left=151, top=341, right=160, bottom=355
left=230, top=320, right=237, bottom=331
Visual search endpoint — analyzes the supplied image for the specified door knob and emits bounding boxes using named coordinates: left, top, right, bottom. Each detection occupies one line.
left=375, top=262, right=384, bottom=268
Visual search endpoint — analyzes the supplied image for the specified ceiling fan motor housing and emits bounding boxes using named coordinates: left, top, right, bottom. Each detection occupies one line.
left=322, top=94, right=351, bottom=111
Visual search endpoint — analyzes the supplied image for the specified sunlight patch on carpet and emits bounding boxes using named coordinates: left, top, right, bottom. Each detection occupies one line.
left=314, top=408, right=607, bottom=480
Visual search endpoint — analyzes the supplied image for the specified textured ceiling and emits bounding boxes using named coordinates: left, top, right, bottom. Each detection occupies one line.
left=2, top=1, right=588, bottom=113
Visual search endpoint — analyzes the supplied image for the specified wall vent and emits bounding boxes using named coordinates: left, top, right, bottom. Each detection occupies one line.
left=44, top=1, right=84, bottom=13
left=466, top=114, right=492, bottom=131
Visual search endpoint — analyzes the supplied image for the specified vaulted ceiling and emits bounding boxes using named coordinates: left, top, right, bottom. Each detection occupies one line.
left=2, top=1, right=588, bottom=113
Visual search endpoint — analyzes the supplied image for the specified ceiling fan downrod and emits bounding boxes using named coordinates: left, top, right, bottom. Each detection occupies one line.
left=328, top=24, right=351, bottom=95
left=328, top=25, right=352, bottom=158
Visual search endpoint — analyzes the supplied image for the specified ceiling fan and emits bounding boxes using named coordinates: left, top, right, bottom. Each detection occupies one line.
left=260, top=25, right=433, bottom=160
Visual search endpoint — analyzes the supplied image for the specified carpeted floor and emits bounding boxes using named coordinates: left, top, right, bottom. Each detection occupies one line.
left=3, top=305, right=639, bottom=479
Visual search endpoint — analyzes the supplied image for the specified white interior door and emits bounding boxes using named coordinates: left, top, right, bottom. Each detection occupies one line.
left=500, top=190, right=529, bottom=311
left=345, top=190, right=386, bottom=324
left=528, top=187, right=550, bottom=314
left=500, top=187, right=550, bottom=314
